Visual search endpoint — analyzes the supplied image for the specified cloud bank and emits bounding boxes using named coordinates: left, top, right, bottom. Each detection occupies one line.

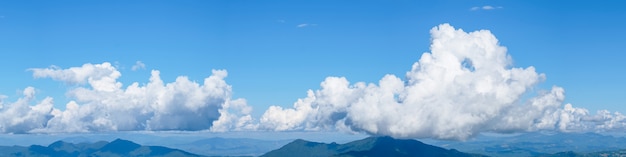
left=1, top=63, right=255, bottom=133
left=1, top=24, right=625, bottom=140
left=259, top=23, right=626, bottom=140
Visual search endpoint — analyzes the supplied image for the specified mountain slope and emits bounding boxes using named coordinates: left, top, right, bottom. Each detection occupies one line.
left=4, top=138, right=202, bottom=157
left=261, top=136, right=486, bottom=157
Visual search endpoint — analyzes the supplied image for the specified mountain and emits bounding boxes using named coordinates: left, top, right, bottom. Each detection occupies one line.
left=0, top=134, right=292, bottom=157
left=2, top=138, right=202, bottom=157
left=261, top=136, right=486, bottom=157
left=428, top=132, right=626, bottom=157
left=175, top=137, right=291, bottom=156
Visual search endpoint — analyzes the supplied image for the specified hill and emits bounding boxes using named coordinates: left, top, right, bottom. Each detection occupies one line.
left=1, top=138, right=202, bottom=157
left=261, top=136, right=486, bottom=157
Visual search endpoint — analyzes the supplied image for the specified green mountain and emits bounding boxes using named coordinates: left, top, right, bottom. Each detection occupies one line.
left=261, top=136, right=487, bottom=157
left=4, top=138, right=202, bottom=157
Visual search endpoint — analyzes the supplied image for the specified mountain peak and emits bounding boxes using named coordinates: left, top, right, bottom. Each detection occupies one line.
left=99, top=138, right=141, bottom=154
left=48, top=140, right=72, bottom=148
left=47, top=140, right=80, bottom=153
left=3, top=138, right=201, bottom=157
left=262, top=136, right=484, bottom=157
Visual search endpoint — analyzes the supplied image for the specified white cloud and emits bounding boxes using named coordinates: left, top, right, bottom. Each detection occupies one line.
left=471, top=5, right=503, bottom=11
left=2, top=24, right=626, bottom=140
left=482, top=5, right=495, bottom=10
left=131, top=61, right=146, bottom=71
left=297, top=23, right=316, bottom=28
left=0, top=87, right=54, bottom=134
left=30, top=62, right=122, bottom=92
left=258, top=23, right=626, bottom=140
left=0, top=63, right=255, bottom=134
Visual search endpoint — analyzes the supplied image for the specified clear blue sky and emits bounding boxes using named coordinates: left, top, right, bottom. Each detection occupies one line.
left=1, top=0, right=625, bottom=117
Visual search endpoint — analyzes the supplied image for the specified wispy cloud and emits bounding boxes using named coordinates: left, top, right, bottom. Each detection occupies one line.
left=297, top=23, right=317, bottom=28
left=470, top=5, right=503, bottom=11
left=131, top=61, right=146, bottom=71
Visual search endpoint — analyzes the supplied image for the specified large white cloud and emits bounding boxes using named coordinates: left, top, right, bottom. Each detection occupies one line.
left=0, top=87, right=54, bottom=133
left=259, top=23, right=626, bottom=140
left=0, top=63, right=255, bottom=133
left=2, top=24, right=625, bottom=140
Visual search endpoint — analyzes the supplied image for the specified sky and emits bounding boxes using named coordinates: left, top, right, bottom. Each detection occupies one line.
left=1, top=1, right=626, bottom=140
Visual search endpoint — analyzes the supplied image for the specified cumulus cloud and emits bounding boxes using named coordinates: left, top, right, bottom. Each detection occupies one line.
left=471, top=5, right=503, bottom=11
left=30, top=62, right=122, bottom=92
left=0, top=63, right=255, bottom=134
left=3, top=24, right=626, bottom=140
left=0, top=87, right=54, bottom=133
left=131, top=61, right=146, bottom=71
left=259, top=23, right=626, bottom=140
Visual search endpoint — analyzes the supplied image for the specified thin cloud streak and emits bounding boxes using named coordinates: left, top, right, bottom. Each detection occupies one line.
left=471, top=5, right=503, bottom=11
left=297, top=23, right=317, bottom=28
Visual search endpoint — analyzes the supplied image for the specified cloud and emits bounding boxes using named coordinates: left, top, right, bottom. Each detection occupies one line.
left=131, top=61, right=146, bottom=71
left=0, top=87, right=54, bottom=133
left=258, top=23, right=626, bottom=140
left=471, top=5, right=503, bottom=11
left=30, top=62, right=122, bottom=92
left=3, top=23, right=626, bottom=140
left=297, top=23, right=316, bottom=28
left=1, top=63, right=255, bottom=133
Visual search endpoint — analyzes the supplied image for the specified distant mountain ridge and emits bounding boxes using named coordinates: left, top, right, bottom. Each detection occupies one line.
left=429, top=132, right=626, bottom=157
left=2, top=132, right=626, bottom=157
left=261, top=136, right=487, bottom=157
left=178, top=137, right=291, bottom=156
left=0, top=138, right=202, bottom=157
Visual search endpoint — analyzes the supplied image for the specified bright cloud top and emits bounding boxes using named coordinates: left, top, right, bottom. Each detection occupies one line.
left=1, top=63, right=255, bottom=133
left=0, top=24, right=625, bottom=140
left=259, top=23, right=626, bottom=140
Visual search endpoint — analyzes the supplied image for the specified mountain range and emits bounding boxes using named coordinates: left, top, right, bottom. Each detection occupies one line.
left=2, top=132, right=626, bottom=157
left=261, top=136, right=487, bottom=157
left=174, top=137, right=291, bottom=156
left=427, top=132, right=626, bottom=156
left=0, top=138, right=201, bottom=157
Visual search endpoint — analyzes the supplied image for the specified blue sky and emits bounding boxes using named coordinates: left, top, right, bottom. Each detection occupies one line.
left=1, top=1, right=626, bottom=135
